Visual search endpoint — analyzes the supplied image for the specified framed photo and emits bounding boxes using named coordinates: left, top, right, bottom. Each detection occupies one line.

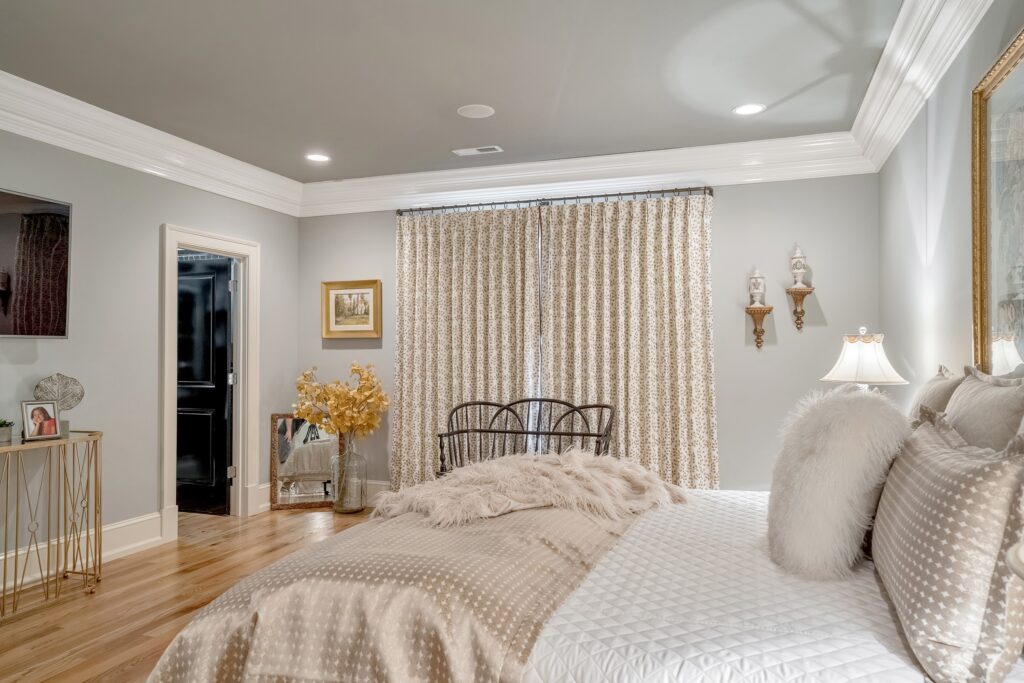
left=321, top=279, right=382, bottom=339
left=22, top=400, right=61, bottom=441
left=973, top=25, right=1024, bottom=373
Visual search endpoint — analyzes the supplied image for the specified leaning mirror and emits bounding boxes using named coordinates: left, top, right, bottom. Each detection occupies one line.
left=270, top=413, right=336, bottom=509
left=974, top=26, right=1024, bottom=374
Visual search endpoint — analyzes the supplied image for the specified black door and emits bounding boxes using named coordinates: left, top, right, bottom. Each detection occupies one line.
left=177, top=253, right=233, bottom=515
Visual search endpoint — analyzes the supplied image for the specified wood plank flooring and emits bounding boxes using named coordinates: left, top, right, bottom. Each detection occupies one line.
left=0, top=508, right=371, bottom=682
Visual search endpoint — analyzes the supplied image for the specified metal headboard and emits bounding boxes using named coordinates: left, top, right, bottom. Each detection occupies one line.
left=437, top=398, right=614, bottom=474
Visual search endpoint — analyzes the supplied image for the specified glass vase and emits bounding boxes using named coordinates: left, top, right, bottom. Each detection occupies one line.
left=333, top=433, right=366, bottom=514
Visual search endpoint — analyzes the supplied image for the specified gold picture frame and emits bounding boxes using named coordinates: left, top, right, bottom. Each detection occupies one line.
left=269, top=413, right=335, bottom=510
left=321, top=279, right=382, bottom=339
left=973, top=26, right=1024, bottom=373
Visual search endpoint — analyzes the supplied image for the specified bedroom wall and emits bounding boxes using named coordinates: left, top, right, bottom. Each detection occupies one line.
left=0, top=129, right=299, bottom=527
left=879, top=0, right=1024, bottom=409
left=297, top=173, right=881, bottom=490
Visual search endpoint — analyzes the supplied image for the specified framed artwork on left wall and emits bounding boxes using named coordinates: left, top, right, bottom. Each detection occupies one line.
left=0, top=188, right=71, bottom=338
left=321, top=279, right=382, bottom=339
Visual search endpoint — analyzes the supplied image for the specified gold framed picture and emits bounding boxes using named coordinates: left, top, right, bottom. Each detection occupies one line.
left=973, top=26, right=1024, bottom=373
left=321, top=279, right=382, bottom=339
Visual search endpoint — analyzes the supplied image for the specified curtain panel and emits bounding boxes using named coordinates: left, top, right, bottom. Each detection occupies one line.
left=391, top=209, right=540, bottom=488
left=539, top=196, right=718, bottom=488
left=391, top=194, right=718, bottom=489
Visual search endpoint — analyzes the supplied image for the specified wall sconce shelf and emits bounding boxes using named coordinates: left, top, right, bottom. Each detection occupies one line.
left=785, top=287, right=814, bottom=330
left=745, top=305, right=772, bottom=349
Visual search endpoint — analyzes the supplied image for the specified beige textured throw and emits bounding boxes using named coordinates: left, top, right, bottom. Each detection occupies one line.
left=374, top=449, right=686, bottom=527
left=149, top=454, right=680, bottom=683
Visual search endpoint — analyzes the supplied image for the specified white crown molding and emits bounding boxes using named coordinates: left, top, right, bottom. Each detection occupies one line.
left=852, top=0, right=992, bottom=170
left=301, top=132, right=874, bottom=216
left=0, top=70, right=304, bottom=215
left=0, top=0, right=993, bottom=216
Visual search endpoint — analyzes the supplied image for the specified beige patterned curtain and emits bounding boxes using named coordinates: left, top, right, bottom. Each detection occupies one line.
left=391, top=209, right=540, bottom=488
left=539, top=196, right=718, bottom=488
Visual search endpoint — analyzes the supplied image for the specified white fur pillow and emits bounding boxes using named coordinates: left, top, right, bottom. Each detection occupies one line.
left=768, top=384, right=910, bottom=578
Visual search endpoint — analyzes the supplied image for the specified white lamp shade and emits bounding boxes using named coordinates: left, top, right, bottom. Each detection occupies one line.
left=820, top=328, right=908, bottom=385
left=992, top=337, right=1024, bottom=376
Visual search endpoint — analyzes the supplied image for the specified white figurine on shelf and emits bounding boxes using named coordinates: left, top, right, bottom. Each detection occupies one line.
left=790, top=246, right=810, bottom=288
left=749, top=268, right=766, bottom=306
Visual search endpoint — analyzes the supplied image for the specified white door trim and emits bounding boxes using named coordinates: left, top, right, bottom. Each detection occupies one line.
left=160, top=224, right=262, bottom=538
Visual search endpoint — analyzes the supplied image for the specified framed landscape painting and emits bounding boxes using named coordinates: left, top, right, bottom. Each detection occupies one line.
left=321, top=279, right=382, bottom=339
left=974, top=26, right=1024, bottom=373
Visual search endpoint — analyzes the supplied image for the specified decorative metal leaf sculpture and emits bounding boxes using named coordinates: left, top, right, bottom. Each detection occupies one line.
left=34, top=373, right=85, bottom=411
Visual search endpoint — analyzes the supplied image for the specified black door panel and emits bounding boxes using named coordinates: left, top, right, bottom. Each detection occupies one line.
left=177, top=255, right=232, bottom=515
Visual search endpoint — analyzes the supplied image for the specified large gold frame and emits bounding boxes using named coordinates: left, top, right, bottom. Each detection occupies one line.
left=269, top=413, right=335, bottom=510
left=973, top=27, right=1024, bottom=372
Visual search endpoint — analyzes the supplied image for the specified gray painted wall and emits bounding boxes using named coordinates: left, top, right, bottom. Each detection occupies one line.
left=297, top=212, right=397, bottom=483
left=298, top=174, right=881, bottom=490
left=0, top=130, right=299, bottom=526
left=880, top=0, right=1024, bottom=410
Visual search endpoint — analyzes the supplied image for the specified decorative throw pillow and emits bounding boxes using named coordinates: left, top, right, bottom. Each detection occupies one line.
left=909, top=365, right=964, bottom=418
left=873, top=408, right=1024, bottom=683
left=768, top=384, right=910, bottom=578
left=945, top=367, right=1024, bottom=451
left=999, top=363, right=1024, bottom=380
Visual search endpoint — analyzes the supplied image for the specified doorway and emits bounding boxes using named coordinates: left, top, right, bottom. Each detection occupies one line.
left=161, top=224, right=262, bottom=541
left=176, top=249, right=235, bottom=515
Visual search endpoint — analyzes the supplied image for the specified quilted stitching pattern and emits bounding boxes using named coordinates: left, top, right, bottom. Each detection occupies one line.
left=523, top=491, right=1024, bottom=682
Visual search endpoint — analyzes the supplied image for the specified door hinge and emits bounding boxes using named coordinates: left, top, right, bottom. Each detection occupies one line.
left=227, top=465, right=237, bottom=479
left=227, top=372, right=236, bottom=386
left=228, top=278, right=238, bottom=293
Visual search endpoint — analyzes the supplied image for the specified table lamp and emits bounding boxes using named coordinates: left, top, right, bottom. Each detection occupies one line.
left=820, top=326, right=908, bottom=389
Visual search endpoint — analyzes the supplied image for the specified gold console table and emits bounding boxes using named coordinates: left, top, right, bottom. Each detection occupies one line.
left=1, top=430, right=102, bottom=619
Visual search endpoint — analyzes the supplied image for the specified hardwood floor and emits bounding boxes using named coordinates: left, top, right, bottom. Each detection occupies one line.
left=0, top=508, right=371, bottom=682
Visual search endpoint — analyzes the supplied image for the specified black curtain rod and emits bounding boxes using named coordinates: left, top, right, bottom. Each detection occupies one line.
left=395, top=185, right=713, bottom=215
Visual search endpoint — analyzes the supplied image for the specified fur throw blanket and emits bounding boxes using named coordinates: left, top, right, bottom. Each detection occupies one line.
left=373, top=449, right=685, bottom=527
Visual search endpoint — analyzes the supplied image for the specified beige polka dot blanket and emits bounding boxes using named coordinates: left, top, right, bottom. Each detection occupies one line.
left=148, top=453, right=684, bottom=683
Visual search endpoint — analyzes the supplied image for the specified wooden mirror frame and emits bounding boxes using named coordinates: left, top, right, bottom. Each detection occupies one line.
left=269, top=412, right=335, bottom=510
left=973, top=27, right=1024, bottom=373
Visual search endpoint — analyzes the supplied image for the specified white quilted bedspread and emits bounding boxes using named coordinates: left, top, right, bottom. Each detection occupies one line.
left=523, top=489, right=1024, bottom=683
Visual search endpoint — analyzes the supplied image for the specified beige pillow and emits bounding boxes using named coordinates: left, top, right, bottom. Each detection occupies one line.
left=998, top=363, right=1024, bottom=380
left=945, top=368, right=1024, bottom=451
left=909, top=365, right=963, bottom=418
left=873, top=408, right=1024, bottom=682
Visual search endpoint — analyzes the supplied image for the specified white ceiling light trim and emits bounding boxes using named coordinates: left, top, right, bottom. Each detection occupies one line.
left=851, top=0, right=992, bottom=170
left=0, top=69, right=303, bottom=215
left=457, top=104, right=495, bottom=119
left=731, top=103, right=767, bottom=116
left=301, top=132, right=872, bottom=216
left=0, top=0, right=991, bottom=217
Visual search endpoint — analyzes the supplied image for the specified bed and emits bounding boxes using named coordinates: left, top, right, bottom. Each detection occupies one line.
left=149, top=478, right=1024, bottom=682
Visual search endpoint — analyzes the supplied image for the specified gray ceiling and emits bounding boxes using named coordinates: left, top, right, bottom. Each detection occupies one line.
left=0, top=0, right=901, bottom=183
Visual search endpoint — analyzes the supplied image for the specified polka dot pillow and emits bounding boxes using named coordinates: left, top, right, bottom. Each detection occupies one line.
left=873, top=406, right=1024, bottom=682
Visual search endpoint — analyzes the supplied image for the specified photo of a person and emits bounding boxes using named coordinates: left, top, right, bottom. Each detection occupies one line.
left=21, top=401, right=61, bottom=440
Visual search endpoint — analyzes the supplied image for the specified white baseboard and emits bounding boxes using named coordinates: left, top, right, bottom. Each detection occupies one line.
left=245, top=482, right=271, bottom=516
left=3, top=510, right=172, bottom=592
left=255, top=482, right=272, bottom=514
left=367, top=479, right=390, bottom=506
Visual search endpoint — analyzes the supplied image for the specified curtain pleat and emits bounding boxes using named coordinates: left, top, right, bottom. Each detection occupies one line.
left=391, top=209, right=540, bottom=488
left=391, top=195, right=717, bottom=489
left=539, top=196, right=718, bottom=488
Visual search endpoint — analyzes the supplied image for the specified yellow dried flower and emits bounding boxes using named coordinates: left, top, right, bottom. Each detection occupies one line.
left=294, top=363, right=389, bottom=438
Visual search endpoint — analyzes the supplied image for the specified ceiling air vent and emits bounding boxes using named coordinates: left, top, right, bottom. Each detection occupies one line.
left=452, top=145, right=504, bottom=156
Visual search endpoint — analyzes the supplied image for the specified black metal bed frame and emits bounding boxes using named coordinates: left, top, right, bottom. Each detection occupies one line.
left=437, top=398, right=614, bottom=474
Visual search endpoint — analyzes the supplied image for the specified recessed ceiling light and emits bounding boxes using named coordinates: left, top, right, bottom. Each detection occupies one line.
left=457, top=104, right=495, bottom=119
left=305, top=152, right=331, bottom=162
left=732, top=103, right=767, bottom=116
